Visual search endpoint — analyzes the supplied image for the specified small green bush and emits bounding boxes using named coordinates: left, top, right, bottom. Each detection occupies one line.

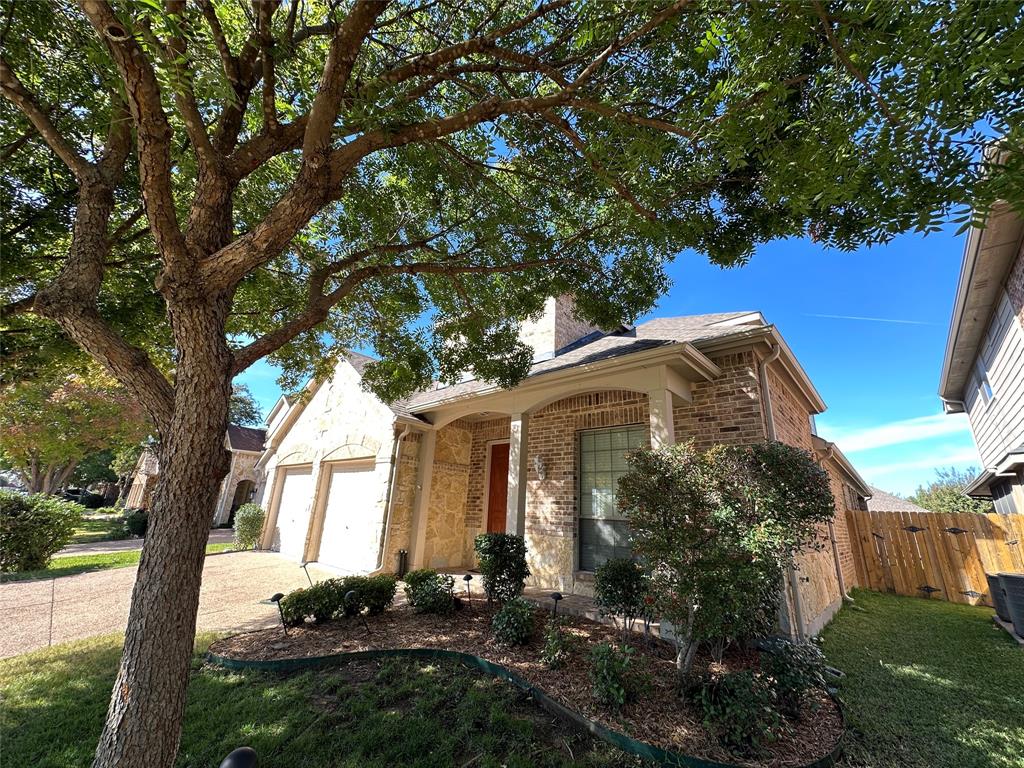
left=122, top=508, right=148, bottom=537
left=589, top=642, right=634, bottom=710
left=340, top=574, right=398, bottom=616
left=594, top=557, right=649, bottom=636
left=403, top=568, right=456, bottom=614
left=93, top=506, right=121, bottom=516
left=540, top=616, right=569, bottom=669
left=759, top=638, right=827, bottom=718
left=491, top=597, right=534, bottom=646
left=0, top=491, right=83, bottom=572
left=279, top=586, right=316, bottom=626
left=698, top=670, right=780, bottom=754
left=279, top=574, right=399, bottom=625
left=233, top=503, right=265, bottom=550
left=474, top=533, right=530, bottom=603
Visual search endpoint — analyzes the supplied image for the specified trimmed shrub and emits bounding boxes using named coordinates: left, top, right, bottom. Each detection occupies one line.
left=698, top=670, right=780, bottom=754
left=474, top=532, right=530, bottom=603
left=279, top=574, right=399, bottom=626
left=339, top=574, right=398, bottom=616
left=589, top=642, right=635, bottom=710
left=122, top=508, right=148, bottom=537
left=759, top=638, right=827, bottom=718
left=403, top=568, right=456, bottom=614
left=540, top=616, right=569, bottom=669
left=233, top=503, right=265, bottom=550
left=279, top=586, right=317, bottom=626
left=0, top=491, right=83, bottom=572
left=491, top=597, right=534, bottom=646
left=594, top=557, right=649, bottom=636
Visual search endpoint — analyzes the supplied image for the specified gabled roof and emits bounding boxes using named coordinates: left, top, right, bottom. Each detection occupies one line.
left=811, top=434, right=871, bottom=497
left=939, top=201, right=1024, bottom=405
left=866, top=486, right=931, bottom=514
left=226, top=424, right=266, bottom=452
left=400, top=311, right=778, bottom=411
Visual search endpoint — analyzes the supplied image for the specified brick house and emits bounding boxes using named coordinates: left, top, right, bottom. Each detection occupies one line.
left=126, top=424, right=266, bottom=526
left=257, top=297, right=864, bottom=636
left=940, top=200, right=1024, bottom=514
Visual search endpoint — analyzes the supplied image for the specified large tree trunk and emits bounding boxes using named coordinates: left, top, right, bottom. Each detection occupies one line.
left=92, top=302, right=232, bottom=768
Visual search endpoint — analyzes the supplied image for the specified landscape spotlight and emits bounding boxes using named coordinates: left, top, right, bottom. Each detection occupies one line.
left=267, top=592, right=287, bottom=634
left=462, top=573, right=473, bottom=603
left=550, top=592, right=563, bottom=617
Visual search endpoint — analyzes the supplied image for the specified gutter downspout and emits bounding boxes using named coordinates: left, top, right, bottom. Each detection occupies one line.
left=759, top=342, right=805, bottom=640
left=819, top=444, right=854, bottom=603
left=373, top=424, right=412, bottom=573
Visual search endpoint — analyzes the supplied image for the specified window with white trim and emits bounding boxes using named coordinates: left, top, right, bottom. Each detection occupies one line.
left=577, top=424, right=647, bottom=572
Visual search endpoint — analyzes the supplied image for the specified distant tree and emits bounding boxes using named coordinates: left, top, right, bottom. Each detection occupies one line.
left=229, top=384, right=263, bottom=426
left=909, top=467, right=994, bottom=515
left=71, top=449, right=117, bottom=487
left=0, top=371, right=149, bottom=494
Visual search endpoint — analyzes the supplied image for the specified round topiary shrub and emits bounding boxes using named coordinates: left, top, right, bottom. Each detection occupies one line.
left=122, top=508, right=148, bottom=537
left=233, top=503, right=265, bottom=550
left=474, top=532, right=530, bottom=603
left=594, top=557, right=649, bottom=636
left=491, top=596, right=534, bottom=646
left=0, top=491, right=83, bottom=572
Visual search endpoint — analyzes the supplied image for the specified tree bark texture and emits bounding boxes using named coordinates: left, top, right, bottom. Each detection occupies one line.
left=92, top=301, right=232, bottom=768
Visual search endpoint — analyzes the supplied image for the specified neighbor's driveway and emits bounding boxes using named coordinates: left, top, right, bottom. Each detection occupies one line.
left=55, top=528, right=234, bottom=557
left=1, top=551, right=329, bottom=658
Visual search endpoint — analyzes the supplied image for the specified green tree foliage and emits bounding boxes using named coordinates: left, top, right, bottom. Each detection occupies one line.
left=228, top=384, right=263, bottom=426
left=1, top=3, right=1020, bottom=765
left=909, top=466, right=994, bottom=515
left=0, top=370, right=150, bottom=494
left=0, top=490, right=83, bottom=572
left=618, top=441, right=835, bottom=678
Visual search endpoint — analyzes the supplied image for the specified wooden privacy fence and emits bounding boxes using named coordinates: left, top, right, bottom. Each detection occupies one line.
left=846, top=509, right=1024, bottom=606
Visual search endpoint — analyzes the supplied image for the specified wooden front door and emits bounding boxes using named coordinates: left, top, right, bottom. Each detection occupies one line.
left=486, top=442, right=510, bottom=533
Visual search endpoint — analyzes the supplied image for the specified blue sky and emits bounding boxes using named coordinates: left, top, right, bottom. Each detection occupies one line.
left=237, top=225, right=981, bottom=497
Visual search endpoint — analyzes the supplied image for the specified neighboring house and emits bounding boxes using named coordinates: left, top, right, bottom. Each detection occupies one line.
left=125, top=424, right=266, bottom=526
left=258, top=296, right=865, bottom=637
left=940, top=200, right=1024, bottom=515
left=866, top=486, right=931, bottom=515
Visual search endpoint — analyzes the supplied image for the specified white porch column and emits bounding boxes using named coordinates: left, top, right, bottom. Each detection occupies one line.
left=506, top=413, right=529, bottom=535
left=409, top=429, right=438, bottom=568
left=647, top=388, right=676, bottom=448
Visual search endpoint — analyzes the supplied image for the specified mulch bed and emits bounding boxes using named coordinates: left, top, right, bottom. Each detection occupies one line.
left=209, top=601, right=842, bottom=768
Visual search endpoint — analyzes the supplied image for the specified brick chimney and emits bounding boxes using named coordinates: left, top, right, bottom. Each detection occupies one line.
left=519, top=295, right=601, bottom=362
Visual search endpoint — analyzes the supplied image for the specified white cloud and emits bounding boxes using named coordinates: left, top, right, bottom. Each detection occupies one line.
left=804, top=313, right=935, bottom=326
left=858, top=449, right=982, bottom=479
left=816, top=413, right=973, bottom=454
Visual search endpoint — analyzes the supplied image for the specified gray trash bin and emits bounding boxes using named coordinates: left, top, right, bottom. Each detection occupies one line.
left=997, top=573, right=1024, bottom=639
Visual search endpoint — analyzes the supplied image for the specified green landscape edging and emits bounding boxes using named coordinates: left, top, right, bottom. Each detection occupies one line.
left=206, top=646, right=843, bottom=768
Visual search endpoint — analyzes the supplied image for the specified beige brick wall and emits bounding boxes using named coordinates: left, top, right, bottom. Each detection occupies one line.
left=519, top=295, right=601, bottom=360
left=673, top=351, right=766, bottom=447
left=422, top=422, right=472, bottom=569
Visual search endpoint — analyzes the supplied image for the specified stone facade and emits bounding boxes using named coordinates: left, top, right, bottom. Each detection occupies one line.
left=421, top=422, right=473, bottom=569
left=380, top=431, right=421, bottom=573
left=212, top=450, right=261, bottom=526
left=1008, top=241, right=1024, bottom=330
left=519, top=295, right=601, bottom=361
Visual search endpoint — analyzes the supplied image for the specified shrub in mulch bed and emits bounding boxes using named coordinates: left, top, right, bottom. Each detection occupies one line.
left=209, top=602, right=842, bottom=768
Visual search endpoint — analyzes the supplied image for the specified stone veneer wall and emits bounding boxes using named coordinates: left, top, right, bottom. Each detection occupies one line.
left=525, top=390, right=650, bottom=594
left=463, top=417, right=512, bottom=563
left=381, top=430, right=421, bottom=573
left=422, top=421, right=473, bottom=569
left=1008, top=241, right=1024, bottom=329
left=765, top=364, right=843, bottom=636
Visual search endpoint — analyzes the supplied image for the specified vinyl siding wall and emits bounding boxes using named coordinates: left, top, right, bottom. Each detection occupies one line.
left=964, top=290, right=1024, bottom=468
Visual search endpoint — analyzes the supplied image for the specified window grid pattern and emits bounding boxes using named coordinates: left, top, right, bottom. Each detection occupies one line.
left=577, top=424, right=647, bottom=572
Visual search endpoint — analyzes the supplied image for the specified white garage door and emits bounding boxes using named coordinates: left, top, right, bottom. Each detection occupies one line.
left=275, top=466, right=314, bottom=561
left=316, top=462, right=380, bottom=573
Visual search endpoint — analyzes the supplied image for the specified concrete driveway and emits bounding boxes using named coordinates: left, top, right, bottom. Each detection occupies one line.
left=1, top=551, right=330, bottom=658
left=55, top=528, right=234, bottom=558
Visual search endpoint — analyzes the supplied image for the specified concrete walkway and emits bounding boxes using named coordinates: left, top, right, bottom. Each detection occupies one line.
left=55, top=528, right=234, bottom=558
left=1, top=551, right=331, bottom=658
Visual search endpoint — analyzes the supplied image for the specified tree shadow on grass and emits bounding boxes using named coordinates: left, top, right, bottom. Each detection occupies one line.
left=1, top=634, right=633, bottom=768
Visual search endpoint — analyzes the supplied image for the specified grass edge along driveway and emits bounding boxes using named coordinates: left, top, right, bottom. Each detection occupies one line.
left=820, top=588, right=1023, bottom=768
left=1, top=543, right=234, bottom=583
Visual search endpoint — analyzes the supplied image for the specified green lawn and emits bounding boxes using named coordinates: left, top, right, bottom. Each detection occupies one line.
left=0, top=634, right=635, bottom=768
left=71, top=516, right=130, bottom=544
left=821, top=589, right=1024, bottom=768
left=0, top=543, right=235, bottom=583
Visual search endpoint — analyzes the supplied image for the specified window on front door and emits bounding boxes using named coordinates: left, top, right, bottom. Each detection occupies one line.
left=578, top=424, right=648, bottom=572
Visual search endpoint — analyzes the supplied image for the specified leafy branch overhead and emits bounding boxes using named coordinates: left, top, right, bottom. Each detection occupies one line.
left=2, top=1, right=1020, bottom=423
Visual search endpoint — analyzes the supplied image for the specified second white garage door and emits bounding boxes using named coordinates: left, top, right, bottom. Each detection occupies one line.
left=316, top=462, right=381, bottom=573
left=275, top=466, right=314, bottom=561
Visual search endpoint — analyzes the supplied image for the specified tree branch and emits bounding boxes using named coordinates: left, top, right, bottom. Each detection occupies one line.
left=0, top=54, right=96, bottom=181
